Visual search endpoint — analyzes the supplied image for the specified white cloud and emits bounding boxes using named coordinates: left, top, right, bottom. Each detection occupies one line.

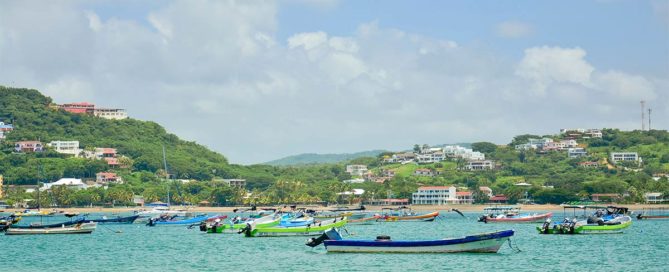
left=0, top=1, right=664, bottom=164
left=495, top=21, right=534, bottom=38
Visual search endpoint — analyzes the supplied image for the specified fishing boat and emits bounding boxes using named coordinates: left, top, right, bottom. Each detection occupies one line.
left=0, top=215, right=21, bottom=232
left=134, top=206, right=191, bottom=218
left=5, top=221, right=97, bottom=235
left=537, top=205, right=632, bottom=234
left=636, top=206, right=669, bottom=220
left=478, top=206, right=552, bottom=223
left=13, top=209, right=56, bottom=217
left=348, top=214, right=379, bottom=225
left=376, top=207, right=438, bottom=222
left=147, top=214, right=212, bottom=226
left=306, top=228, right=515, bottom=253
left=280, top=213, right=315, bottom=227
left=240, top=217, right=348, bottom=237
left=91, top=214, right=140, bottom=224
left=204, top=214, right=280, bottom=233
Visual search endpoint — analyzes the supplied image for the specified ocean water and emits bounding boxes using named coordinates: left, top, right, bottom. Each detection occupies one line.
left=1, top=211, right=667, bottom=272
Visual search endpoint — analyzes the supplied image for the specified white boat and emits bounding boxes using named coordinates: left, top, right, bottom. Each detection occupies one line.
left=134, top=206, right=191, bottom=218
left=5, top=222, right=97, bottom=235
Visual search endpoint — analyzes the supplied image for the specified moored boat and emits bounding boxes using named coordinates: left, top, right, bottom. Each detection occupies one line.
left=376, top=207, right=438, bottom=222
left=147, top=214, right=214, bottom=226
left=537, top=205, right=632, bottom=234
left=5, top=222, right=97, bottom=235
left=478, top=206, right=552, bottom=223
left=204, top=214, right=280, bottom=233
left=306, top=228, right=514, bottom=253
left=636, top=206, right=669, bottom=220
left=91, top=215, right=140, bottom=224
left=240, top=217, right=348, bottom=237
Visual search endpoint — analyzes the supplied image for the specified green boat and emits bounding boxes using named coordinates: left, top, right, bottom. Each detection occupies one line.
left=241, top=217, right=348, bottom=237
left=537, top=205, right=633, bottom=234
left=205, top=214, right=280, bottom=233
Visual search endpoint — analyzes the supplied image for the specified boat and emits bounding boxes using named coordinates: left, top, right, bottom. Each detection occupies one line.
left=306, top=228, right=515, bottom=253
left=0, top=215, right=22, bottom=232
left=5, top=221, right=97, bottom=235
left=537, top=205, right=633, bottom=234
left=376, top=207, right=438, bottom=222
left=134, top=206, right=191, bottom=218
left=478, top=206, right=552, bottom=223
left=91, top=215, right=140, bottom=224
left=204, top=214, right=280, bottom=233
left=147, top=214, right=213, bottom=226
left=13, top=209, right=56, bottom=217
left=636, top=206, right=669, bottom=220
left=240, top=217, right=348, bottom=237
left=279, top=213, right=315, bottom=227
left=348, top=214, right=379, bottom=225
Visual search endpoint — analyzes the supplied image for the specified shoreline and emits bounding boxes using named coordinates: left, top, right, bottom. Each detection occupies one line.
left=3, top=203, right=666, bottom=214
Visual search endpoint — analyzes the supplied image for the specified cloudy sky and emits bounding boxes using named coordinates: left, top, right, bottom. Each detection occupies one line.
left=1, top=0, right=667, bottom=164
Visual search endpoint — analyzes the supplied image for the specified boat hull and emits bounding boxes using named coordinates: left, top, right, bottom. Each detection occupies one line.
left=92, top=215, right=139, bottom=224
left=484, top=212, right=552, bottom=223
left=5, top=222, right=97, bottom=235
left=324, top=230, right=513, bottom=253
left=537, top=216, right=633, bottom=234
left=153, top=215, right=210, bottom=225
left=246, top=218, right=347, bottom=237
left=377, top=211, right=439, bottom=222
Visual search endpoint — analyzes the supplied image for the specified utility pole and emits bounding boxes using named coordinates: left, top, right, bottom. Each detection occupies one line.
left=640, top=101, right=645, bottom=131
left=648, top=108, right=652, bottom=131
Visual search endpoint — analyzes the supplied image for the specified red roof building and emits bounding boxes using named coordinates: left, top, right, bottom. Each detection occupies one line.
left=59, top=102, right=95, bottom=114
left=96, top=172, right=122, bottom=184
left=489, top=195, right=509, bottom=203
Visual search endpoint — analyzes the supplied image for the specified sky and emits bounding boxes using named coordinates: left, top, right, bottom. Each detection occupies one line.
left=0, top=0, right=667, bottom=164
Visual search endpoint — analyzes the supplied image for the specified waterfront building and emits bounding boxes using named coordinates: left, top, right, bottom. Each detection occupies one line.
left=412, top=186, right=474, bottom=205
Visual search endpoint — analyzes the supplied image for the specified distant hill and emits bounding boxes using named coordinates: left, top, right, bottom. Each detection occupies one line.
left=263, top=150, right=387, bottom=166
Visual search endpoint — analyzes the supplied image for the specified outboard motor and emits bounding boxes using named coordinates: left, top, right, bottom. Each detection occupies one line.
left=199, top=222, right=207, bottom=232
left=636, top=213, right=643, bottom=220
left=146, top=218, right=156, bottom=227
left=238, top=223, right=253, bottom=237
left=478, top=215, right=488, bottom=223
left=541, top=218, right=551, bottom=234
left=306, top=233, right=329, bottom=247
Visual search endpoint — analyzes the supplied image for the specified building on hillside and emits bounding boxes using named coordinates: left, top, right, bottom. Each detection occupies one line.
left=15, top=141, right=43, bottom=153
left=442, top=145, right=485, bottom=161
left=345, top=165, right=368, bottom=176
left=416, top=151, right=446, bottom=163
left=93, top=108, right=128, bottom=120
left=364, top=198, right=409, bottom=206
left=370, top=177, right=390, bottom=184
left=489, top=195, right=508, bottom=204
left=0, top=122, right=13, bottom=140
left=343, top=178, right=366, bottom=184
left=515, top=138, right=553, bottom=150
left=48, top=141, right=82, bottom=156
left=591, top=193, right=622, bottom=203
left=40, top=178, right=88, bottom=191
left=610, top=152, right=641, bottom=164
left=223, top=179, right=246, bottom=188
left=479, top=186, right=493, bottom=197
left=465, top=160, right=495, bottom=171
left=59, top=102, right=96, bottom=114
left=560, top=128, right=602, bottom=138
left=412, top=186, right=474, bottom=205
left=384, top=152, right=416, bottom=163
left=644, top=192, right=665, bottom=204
left=568, top=148, right=588, bottom=158
left=381, top=169, right=396, bottom=177
left=96, top=172, right=123, bottom=184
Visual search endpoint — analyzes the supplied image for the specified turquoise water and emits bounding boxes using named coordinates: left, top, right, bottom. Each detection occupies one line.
left=1, top=211, right=667, bottom=271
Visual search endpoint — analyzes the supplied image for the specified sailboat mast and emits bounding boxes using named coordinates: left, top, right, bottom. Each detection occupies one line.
left=162, top=145, right=170, bottom=206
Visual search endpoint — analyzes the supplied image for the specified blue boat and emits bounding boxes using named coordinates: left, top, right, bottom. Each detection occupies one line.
left=147, top=215, right=210, bottom=226
left=280, top=213, right=314, bottom=227
left=306, top=228, right=514, bottom=253
left=91, top=215, right=139, bottom=224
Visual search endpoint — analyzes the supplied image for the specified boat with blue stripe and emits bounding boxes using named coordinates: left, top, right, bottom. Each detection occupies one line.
left=306, top=228, right=514, bottom=253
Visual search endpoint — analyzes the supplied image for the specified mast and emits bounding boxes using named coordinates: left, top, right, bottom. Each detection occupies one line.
left=162, top=145, right=170, bottom=206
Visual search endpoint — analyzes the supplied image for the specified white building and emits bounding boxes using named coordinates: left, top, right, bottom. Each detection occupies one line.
left=343, top=178, right=366, bottom=183
left=442, top=145, right=485, bottom=160
left=412, top=186, right=473, bottom=205
left=416, top=151, right=446, bottom=163
left=644, top=192, right=664, bottom=204
left=465, top=160, right=495, bottom=171
left=345, top=165, right=368, bottom=176
left=93, top=108, right=128, bottom=120
left=568, top=148, right=588, bottom=158
left=48, top=141, right=82, bottom=156
left=40, top=178, right=88, bottom=191
left=515, top=138, right=553, bottom=150
left=222, top=179, right=246, bottom=188
left=610, top=152, right=640, bottom=164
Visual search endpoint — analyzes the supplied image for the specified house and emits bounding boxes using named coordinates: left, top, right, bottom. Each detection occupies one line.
left=591, top=193, right=622, bottom=203
left=560, top=128, right=602, bottom=138
left=442, top=145, right=485, bottom=161
left=479, top=186, right=493, bottom=197
left=456, top=191, right=474, bottom=204
left=412, top=186, right=473, bottom=205
left=578, top=161, right=600, bottom=168
left=48, top=141, right=82, bottom=156
left=515, top=138, right=553, bottom=150
left=610, top=152, right=640, bottom=164
left=93, top=108, right=128, bottom=120
left=416, top=151, right=446, bottom=163
left=465, top=160, right=495, bottom=171
left=489, top=195, right=508, bottom=204
left=343, top=178, right=366, bottom=183
left=381, top=169, right=396, bottom=177
left=384, top=152, right=416, bottom=163
left=40, top=178, right=88, bottom=191
left=345, top=165, right=368, bottom=176
left=15, top=141, right=43, bottom=152
left=222, top=179, right=246, bottom=188
left=59, top=102, right=96, bottom=114
left=96, top=172, right=122, bottom=184
left=413, top=168, right=435, bottom=176
left=644, top=192, right=665, bottom=204
left=0, top=122, right=13, bottom=132
left=568, top=148, right=587, bottom=158
left=364, top=198, right=409, bottom=206
left=133, top=195, right=145, bottom=206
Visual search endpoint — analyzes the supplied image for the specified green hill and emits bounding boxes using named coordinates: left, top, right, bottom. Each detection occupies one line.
left=0, top=86, right=230, bottom=184
left=263, top=150, right=387, bottom=166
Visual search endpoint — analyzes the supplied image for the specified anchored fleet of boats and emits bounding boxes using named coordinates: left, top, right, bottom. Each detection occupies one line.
left=1, top=203, right=659, bottom=255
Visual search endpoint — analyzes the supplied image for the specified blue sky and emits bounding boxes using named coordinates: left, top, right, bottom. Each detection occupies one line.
left=1, top=0, right=667, bottom=164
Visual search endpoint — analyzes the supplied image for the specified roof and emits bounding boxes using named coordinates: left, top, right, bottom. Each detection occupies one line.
left=105, top=158, right=119, bottom=165
left=97, top=172, right=117, bottom=178
left=417, top=186, right=452, bottom=190
left=479, top=186, right=492, bottom=191
left=490, top=195, right=509, bottom=201
left=16, top=141, right=42, bottom=145
left=379, top=198, right=409, bottom=202
left=456, top=192, right=472, bottom=196
left=591, top=193, right=621, bottom=197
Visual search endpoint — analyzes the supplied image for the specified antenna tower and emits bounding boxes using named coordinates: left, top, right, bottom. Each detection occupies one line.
left=641, top=101, right=645, bottom=131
